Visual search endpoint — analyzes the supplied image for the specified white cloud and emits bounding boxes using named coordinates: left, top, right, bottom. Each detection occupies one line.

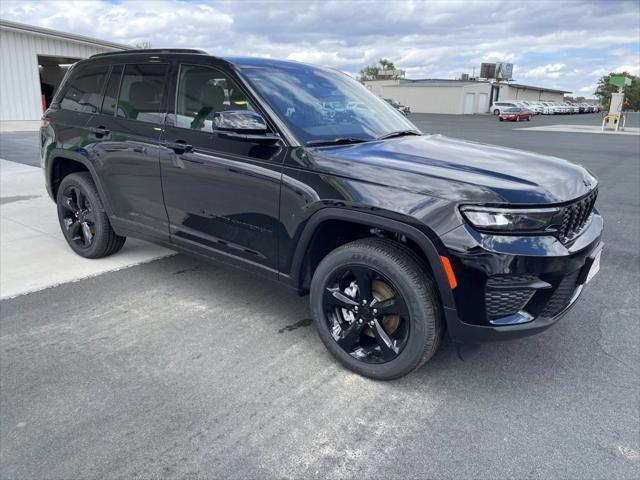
left=0, top=0, right=638, bottom=96
left=523, top=64, right=566, bottom=79
left=615, top=64, right=640, bottom=75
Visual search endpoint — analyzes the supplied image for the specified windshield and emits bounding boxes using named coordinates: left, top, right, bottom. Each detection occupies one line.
left=238, top=62, right=418, bottom=145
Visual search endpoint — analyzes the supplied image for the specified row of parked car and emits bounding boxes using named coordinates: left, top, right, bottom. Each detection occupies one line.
left=492, top=100, right=601, bottom=115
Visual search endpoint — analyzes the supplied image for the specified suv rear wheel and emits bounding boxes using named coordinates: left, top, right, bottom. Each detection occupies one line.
left=310, top=238, right=442, bottom=380
left=56, top=172, right=126, bottom=258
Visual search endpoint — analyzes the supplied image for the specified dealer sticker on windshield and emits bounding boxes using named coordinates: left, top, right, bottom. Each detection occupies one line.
left=585, top=250, right=601, bottom=284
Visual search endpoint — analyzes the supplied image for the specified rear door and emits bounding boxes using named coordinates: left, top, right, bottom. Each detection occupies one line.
left=159, top=62, right=284, bottom=275
left=85, top=62, right=170, bottom=240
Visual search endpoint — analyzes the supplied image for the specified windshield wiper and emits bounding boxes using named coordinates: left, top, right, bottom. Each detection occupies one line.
left=306, top=137, right=369, bottom=147
left=377, top=130, right=422, bottom=140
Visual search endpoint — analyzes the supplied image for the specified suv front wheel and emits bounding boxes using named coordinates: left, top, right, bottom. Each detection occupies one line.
left=56, top=172, right=126, bottom=258
left=310, top=238, right=442, bottom=380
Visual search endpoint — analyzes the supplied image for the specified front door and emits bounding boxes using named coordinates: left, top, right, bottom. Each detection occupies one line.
left=85, top=62, right=170, bottom=240
left=159, top=63, right=283, bottom=275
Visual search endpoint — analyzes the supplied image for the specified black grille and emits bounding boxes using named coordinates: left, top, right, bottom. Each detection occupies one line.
left=540, top=270, right=581, bottom=317
left=558, top=189, right=598, bottom=243
left=485, top=275, right=538, bottom=319
left=487, top=274, right=538, bottom=285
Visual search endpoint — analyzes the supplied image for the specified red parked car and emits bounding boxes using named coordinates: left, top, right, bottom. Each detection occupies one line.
left=498, top=107, right=532, bottom=122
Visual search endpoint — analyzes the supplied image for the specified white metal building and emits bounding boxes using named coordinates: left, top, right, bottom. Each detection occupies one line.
left=365, top=78, right=570, bottom=114
left=0, top=20, right=130, bottom=121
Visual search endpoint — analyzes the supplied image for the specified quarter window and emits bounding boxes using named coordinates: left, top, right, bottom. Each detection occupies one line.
left=175, top=65, right=254, bottom=131
left=60, top=64, right=109, bottom=113
left=116, top=64, right=168, bottom=123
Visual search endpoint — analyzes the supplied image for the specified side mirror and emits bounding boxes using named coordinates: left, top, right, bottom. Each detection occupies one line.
left=213, top=110, right=280, bottom=144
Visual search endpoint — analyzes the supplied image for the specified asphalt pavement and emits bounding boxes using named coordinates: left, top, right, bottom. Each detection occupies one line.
left=1, top=113, right=638, bottom=479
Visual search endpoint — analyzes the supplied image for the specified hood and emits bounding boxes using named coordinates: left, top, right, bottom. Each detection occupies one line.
left=308, top=134, right=597, bottom=204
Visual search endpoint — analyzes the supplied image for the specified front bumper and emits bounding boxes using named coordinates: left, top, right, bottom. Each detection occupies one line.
left=440, top=212, right=603, bottom=343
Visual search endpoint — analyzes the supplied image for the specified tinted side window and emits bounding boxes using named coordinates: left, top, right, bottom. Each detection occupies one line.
left=101, top=65, right=123, bottom=115
left=175, top=64, right=255, bottom=131
left=116, top=64, right=168, bottom=123
left=60, top=64, right=109, bottom=113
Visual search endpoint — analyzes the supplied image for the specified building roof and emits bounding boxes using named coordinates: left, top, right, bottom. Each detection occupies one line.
left=371, top=77, right=571, bottom=94
left=502, top=83, right=571, bottom=94
left=401, top=78, right=489, bottom=85
left=0, top=19, right=131, bottom=51
left=396, top=79, right=487, bottom=87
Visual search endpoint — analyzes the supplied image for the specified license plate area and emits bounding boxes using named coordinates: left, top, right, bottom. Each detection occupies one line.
left=577, top=244, right=603, bottom=285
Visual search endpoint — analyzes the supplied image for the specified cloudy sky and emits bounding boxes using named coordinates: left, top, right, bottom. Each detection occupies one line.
left=2, top=0, right=639, bottom=97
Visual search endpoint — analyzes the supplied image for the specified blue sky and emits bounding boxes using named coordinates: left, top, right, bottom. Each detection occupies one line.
left=2, top=0, right=639, bottom=97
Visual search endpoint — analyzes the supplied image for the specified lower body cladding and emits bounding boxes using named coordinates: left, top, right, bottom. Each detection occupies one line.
left=439, top=212, right=604, bottom=343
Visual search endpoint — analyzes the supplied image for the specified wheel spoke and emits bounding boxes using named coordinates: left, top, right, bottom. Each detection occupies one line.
left=73, top=187, right=85, bottom=211
left=336, top=321, right=366, bottom=352
left=83, top=211, right=96, bottom=224
left=352, top=267, right=373, bottom=302
left=67, top=220, right=81, bottom=238
left=81, top=222, right=92, bottom=246
left=324, top=287, right=358, bottom=309
left=372, top=295, right=409, bottom=319
left=371, top=319, right=399, bottom=360
left=63, top=195, right=79, bottom=213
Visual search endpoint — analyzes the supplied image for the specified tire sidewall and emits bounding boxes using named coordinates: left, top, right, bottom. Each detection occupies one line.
left=310, top=244, right=437, bottom=380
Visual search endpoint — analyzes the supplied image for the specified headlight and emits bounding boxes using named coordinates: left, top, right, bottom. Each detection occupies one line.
left=459, top=205, right=561, bottom=232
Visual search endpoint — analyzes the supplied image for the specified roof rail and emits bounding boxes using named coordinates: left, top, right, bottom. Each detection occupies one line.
left=91, top=48, right=208, bottom=58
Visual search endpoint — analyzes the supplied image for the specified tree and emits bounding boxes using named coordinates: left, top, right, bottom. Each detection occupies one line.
left=595, top=72, right=640, bottom=110
left=359, top=64, right=380, bottom=81
left=378, top=58, right=396, bottom=71
left=135, top=41, right=152, bottom=49
left=358, top=58, right=399, bottom=81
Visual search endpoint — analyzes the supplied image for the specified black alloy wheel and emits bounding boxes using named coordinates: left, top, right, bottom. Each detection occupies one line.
left=56, top=172, right=126, bottom=258
left=60, top=185, right=96, bottom=249
left=311, top=238, right=442, bottom=380
left=323, top=265, right=410, bottom=364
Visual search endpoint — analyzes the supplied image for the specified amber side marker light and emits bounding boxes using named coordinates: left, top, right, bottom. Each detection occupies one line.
left=440, top=256, right=458, bottom=289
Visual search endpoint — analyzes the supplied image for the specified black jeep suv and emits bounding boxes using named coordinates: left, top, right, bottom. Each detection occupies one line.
left=41, top=49, right=603, bottom=379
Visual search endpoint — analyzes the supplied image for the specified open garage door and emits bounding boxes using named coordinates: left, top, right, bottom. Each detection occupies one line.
left=38, top=55, right=81, bottom=111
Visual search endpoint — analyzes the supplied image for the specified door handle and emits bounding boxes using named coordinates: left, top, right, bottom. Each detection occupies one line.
left=163, top=140, right=193, bottom=154
left=89, top=126, right=110, bottom=138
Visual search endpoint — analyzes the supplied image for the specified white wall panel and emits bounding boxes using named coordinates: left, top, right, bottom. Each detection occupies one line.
left=1, top=27, right=122, bottom=120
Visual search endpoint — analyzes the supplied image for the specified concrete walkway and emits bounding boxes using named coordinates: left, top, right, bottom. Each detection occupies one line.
left=516, top=123, right=640, bottom=135
left=0, top=159, right=173, bottom=299
left=0, top=120, right=41, bottom=132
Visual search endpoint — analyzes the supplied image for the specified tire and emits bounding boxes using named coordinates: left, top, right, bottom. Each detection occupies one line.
left=56, top=172, right=126, bottom=258
left=493, top=109, right=500, bottom=115
left=499, top=117, right=504, bottom=122
left=310, top=238, right=442, bottom=380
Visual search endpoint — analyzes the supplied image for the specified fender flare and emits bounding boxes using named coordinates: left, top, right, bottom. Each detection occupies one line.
left=286, top=208, right=456, bottom=310
left=46, top=150, right=115, bottom=217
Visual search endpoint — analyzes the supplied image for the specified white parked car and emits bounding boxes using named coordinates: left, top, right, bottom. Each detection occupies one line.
left=529, top=102, right=544, bottom=115
left=553, top=102, right=570, bottom=114
left=565, top=102, right=579, bottom=114
left=491, top=101, right=519, bottom=115
left=515, top=101, right=539, bottom=114
left=539, top=101, right=558, bottom=114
